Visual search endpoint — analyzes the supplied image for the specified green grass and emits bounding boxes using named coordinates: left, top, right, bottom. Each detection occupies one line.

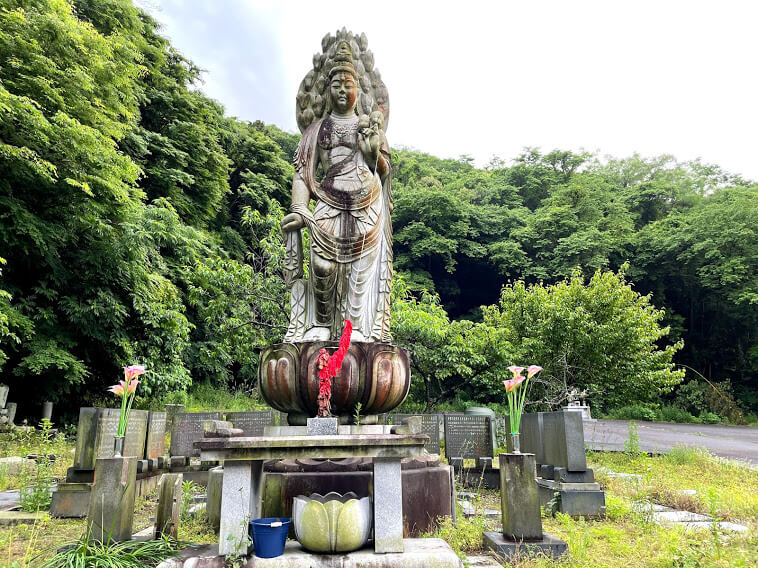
left=0, top=428, right=74, bottom=492
left=149, top=382, right=268, bottom=412
left=431, top=448, right=758, bottom=567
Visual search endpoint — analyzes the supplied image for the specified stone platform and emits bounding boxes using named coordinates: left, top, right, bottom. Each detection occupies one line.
left=157, top=539, right=462, bottom=567
left=483, top=531, right=567, bottom=561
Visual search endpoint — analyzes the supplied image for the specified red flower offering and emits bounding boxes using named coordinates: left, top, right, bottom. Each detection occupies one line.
left=316, top=320, right=352, bottom=417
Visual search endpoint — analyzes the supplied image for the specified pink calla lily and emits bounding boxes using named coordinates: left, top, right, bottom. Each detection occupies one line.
left=504, top=363, right=542, bottom=437
left=507, top=366, right=524, bottom=379
left=108, top=364, right=146, bottom=437
left=124, top=365, right=146, bottom=381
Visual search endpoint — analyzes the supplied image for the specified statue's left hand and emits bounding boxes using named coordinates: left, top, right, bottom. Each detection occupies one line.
left=358, top=127, right=381, bottom=166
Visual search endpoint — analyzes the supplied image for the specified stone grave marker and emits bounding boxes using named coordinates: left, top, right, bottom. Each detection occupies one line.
left=145, top=411, right=167, bottom=459
left=155, top=473, right=183, bottom=539
left=443, top=414, right=494, bottom=462
left=73, top=408, right=148, bottom=470
left=392, top=413, right=440, bottom=454
left=224, top=411, right=273, bottom=437
left=170, top=412, right=222, bottom=457
left=542, top=410, right=586, bottom=471
left=520, top=412, right=545, bottom=464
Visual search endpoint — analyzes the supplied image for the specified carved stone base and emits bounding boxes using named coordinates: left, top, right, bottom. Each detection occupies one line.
left=259, top=342, right=410, bottom=424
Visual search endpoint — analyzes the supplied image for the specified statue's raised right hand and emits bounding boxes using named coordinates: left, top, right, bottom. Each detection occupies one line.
left=281, top=212, right=304, bottom=232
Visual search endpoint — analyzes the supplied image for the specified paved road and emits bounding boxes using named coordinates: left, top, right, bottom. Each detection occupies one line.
left=584, top=419, right=758, bottom=465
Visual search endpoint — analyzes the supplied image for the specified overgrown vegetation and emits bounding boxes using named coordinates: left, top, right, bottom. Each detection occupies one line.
left=0, top=0, right=756, bottom=420
left=432, top=449, right=758, bottom=567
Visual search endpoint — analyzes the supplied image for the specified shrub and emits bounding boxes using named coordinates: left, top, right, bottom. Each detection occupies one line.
left=698, top=411, right=721, bottom=424
left=658, top=405, right=697, bottom=423
left=482, top=267, right=684, bottom=410
left=608, top=404, right=658, bottom=422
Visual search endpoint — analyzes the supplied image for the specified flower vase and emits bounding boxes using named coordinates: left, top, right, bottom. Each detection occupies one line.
left=113, top=435, right=125, bottom=457
left=509, top=433, right=521, bottom=454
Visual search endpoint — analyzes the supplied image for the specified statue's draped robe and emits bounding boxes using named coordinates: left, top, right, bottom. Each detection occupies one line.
left=285, top=115, right=393, bottom=342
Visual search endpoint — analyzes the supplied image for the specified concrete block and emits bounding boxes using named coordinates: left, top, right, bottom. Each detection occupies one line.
left=155, top=473, right=183, bottom=539
left=520, top=413, right=545, bottom=463
left=542, top=411, right=586, bottom=471
left=87, top=457, right=137, bottom=543
left=50, top=482, right=91, bottom=518
left=499, top=453, right=542, bottom=540
left=483, top=531, right=567, bottom=560
left=206, top=467, right=223, bottom=532
left=373, top=457, right=403, bottom=553
left=553, top=467, right=594, bottom=483
left=537, top=478, right=606, bottom=517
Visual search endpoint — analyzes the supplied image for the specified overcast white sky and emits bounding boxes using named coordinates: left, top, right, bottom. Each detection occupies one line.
left=139, top=1, right=758, bottom=181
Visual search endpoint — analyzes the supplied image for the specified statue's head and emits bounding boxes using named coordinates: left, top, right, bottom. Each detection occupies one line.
left=328, top=41, right=358, bottom=114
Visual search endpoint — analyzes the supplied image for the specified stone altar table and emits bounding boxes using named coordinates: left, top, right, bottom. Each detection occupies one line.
left=196, top=434, right=427, bottom=557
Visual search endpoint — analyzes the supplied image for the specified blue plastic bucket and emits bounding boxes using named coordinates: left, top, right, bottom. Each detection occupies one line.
left=249, top=517, right=291, bottom=558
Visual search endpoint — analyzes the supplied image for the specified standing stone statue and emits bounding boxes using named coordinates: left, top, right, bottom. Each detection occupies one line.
left=282, top=32, right=393, bottom=343
left=259, top=29, right=408, bottom=425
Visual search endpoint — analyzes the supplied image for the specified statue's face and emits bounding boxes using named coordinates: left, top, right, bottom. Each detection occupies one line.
left=330, top=72, right=357, bottom=113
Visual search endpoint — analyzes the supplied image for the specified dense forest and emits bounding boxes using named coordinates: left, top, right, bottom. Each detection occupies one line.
left=1, top=0, right=756, bottom=422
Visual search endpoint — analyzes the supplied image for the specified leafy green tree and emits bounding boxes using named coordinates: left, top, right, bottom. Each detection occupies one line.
left=482, top=267, right=684, bottom=410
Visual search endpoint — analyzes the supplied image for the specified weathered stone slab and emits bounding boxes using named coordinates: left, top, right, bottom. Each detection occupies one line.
left=206, top=467, right=223, bottom=532
left=307, top=417, right=338, bottom=436
left=6, top=402, right=16, bottom=425
left=170, top=412, right=222, bottom=457
left=87, top=457, right=137, bottom=543
left=483, top=531, right=567, bottom=561
left=225, top=411, right=273, bottom=437
left=373, top=457, right=403, bottom=553
left=499, top=453, right=542, bottom=540
left=219, top=460, right=261, bottom=556
left=73, top=408, right=149, bottom=470
left=520, top=412, right=545, bottom=464
left=537, top=478, right=606, bottom=517
left=553, top=467, right=595, bottom=483
left=392, top=414, right=440, bottom=454
left=443, top=414, right=493, bottom=461
left=164, top=404, right=184, bottom=431
left=145, top=412, right=167, bottom=459
left=155, top=538, right=462, bottom=568
left=542, top=410, right=587, bottom=471
left=0, top=456, right=32, bottom=476
left=50, top=482, right=91, bottom=518
left=0, top=385, right=8, bottom=409
left=155, top=473, right=183, bottom=539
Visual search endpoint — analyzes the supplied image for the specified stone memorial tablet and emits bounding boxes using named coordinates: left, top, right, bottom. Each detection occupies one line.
left=73, top=408, right=148, bottom=470
left=542, top=410, right=587, bottom=471
left=224, top=411, right=273, bottom=437
left=170, top=412, right=222, bottom=457
left=392, top=414, right=440, bottom=454
left=520, top=412, right=545, bottom=464
left=145, top=411, right=167, bottom=459
left=443, top=414, right=494, bottom=461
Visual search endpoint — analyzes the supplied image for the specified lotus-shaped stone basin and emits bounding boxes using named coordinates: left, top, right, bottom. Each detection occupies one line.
left=293, top=492, right=372, bottom=553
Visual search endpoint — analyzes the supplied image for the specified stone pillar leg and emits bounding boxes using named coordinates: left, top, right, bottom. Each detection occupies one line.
left=219, top=460, right=264, bottom=557
left=155, top=473, right=183, bottom=539
left=206, top=466, right=224, bottom=533
left=373, top=457, right=403, bottom=553
left=87, top=457, right=137, bottom=543
left=499, top=453, right=542, bottom=540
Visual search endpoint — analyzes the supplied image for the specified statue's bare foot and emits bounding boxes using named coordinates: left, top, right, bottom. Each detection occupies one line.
left=303, top=326, right=331, bottom=341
